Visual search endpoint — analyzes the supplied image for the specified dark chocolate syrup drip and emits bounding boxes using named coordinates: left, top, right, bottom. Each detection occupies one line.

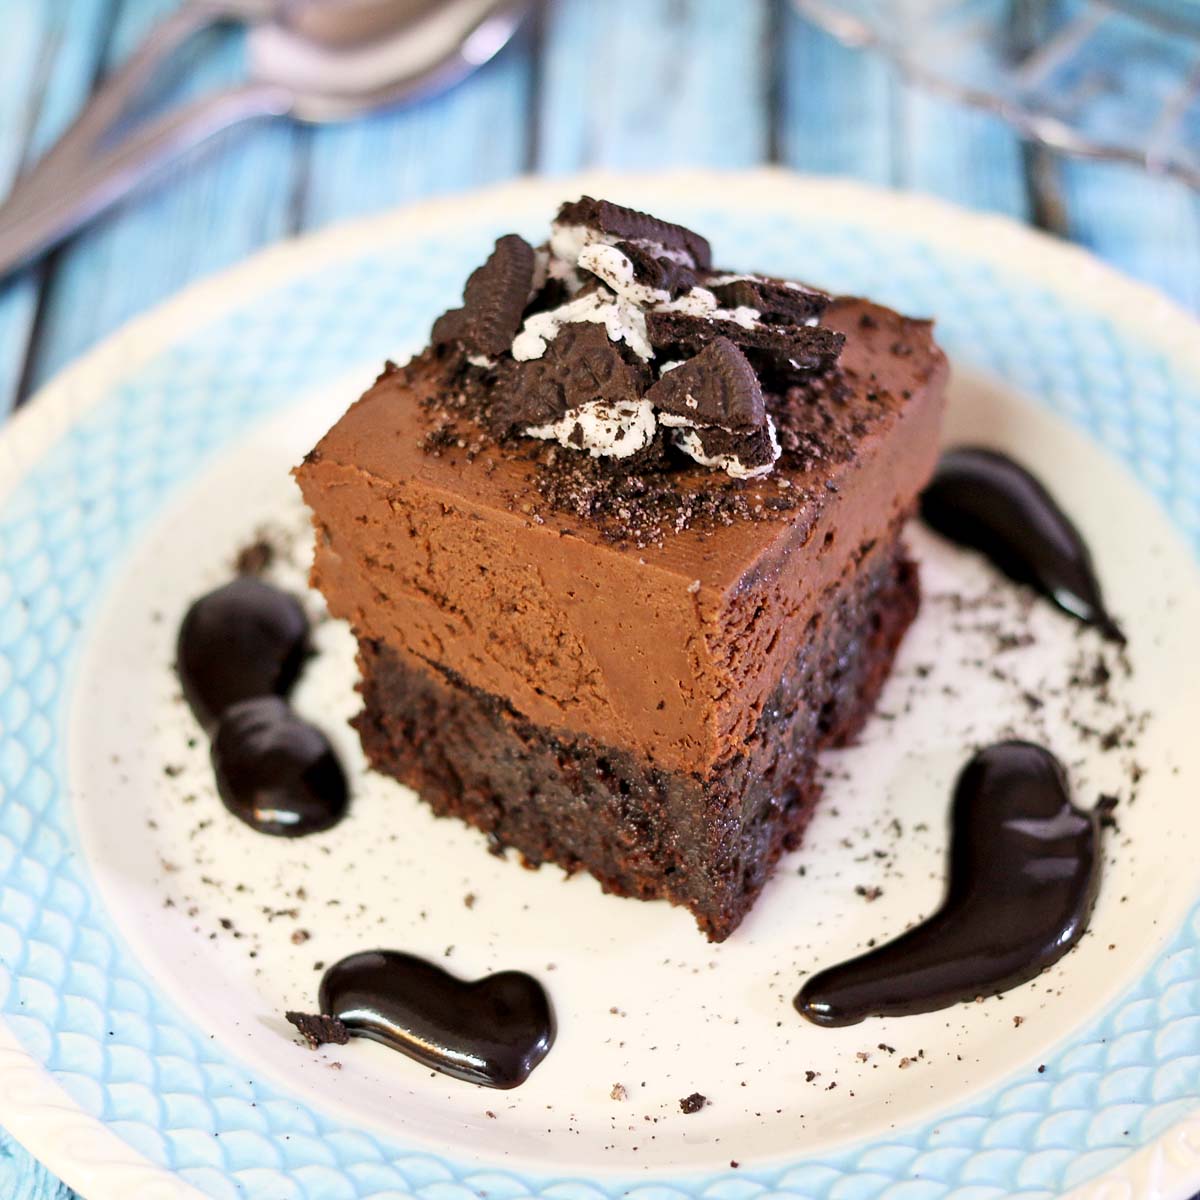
left=795, top=741, right=1102, bottom=1027
left=212, top=696, right=347, bottom=836
left=177, top=578, right=309, bottom=729
left=318, top=950, right=555, bottom=1089
left=919, top=447, right=1124, bottom=644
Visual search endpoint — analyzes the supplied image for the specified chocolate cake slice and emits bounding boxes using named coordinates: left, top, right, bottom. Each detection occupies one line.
left=295, top=197, right=947, bottom=941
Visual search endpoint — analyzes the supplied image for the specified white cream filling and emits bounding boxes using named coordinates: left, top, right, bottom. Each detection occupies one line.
left=548, top=222, right=593, bottom=265
left=549, top=221, right=697, bottom=270
left=517, top=232, right=769, bottom=366
left=701, top=273, right=822, bottom=326
left=576, top=244, right=670, bottom=307
left=671, top=413, right=781, bottom=479
left=466, top=353, right=497, bottom=368
left=704, top=272, right=815, bottom=293
left=547, top=256, right=584, bottom=295
left=654, top=286, right=761, bottom=329
left=512, top=288, right=652, bottom=362
left=525, top=396, right=656, bottom=459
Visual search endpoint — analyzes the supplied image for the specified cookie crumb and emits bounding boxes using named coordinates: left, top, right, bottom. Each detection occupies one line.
left=235, top=538, right=274, bottom=576
left=1096, top=794, right=1120, bottom=829
left=610, top=1083, right=628, bottom=1101
left=285, top=1011, right=349, bottom=1049
left=679, top=1092, right=707, bottom=1114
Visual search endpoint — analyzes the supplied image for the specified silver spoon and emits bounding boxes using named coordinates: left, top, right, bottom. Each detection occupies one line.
left=0, top=0, right=533, bottom=279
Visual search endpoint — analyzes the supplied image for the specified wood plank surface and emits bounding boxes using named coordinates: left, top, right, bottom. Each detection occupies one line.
left=21, top=0, right=302, bottom=395
left=300, top=25, right=535, bottom=228
left=536, top=0, right=771, bottom=170
left=0, top=0, right=114, bottom=414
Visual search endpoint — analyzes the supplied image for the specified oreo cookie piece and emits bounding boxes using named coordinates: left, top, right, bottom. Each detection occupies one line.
left=646, top=310, right=844, bottom=379
left=646, top=338, right=765, bottom=432
left=613, top=241, right=698, bottom=297
left=707, top=276, right=828, bottom=326
left=667, top=420, right=781, bottom=479
left=526, top=273, right=570, bottom=316
left=491, top=322, right=644, bottom=437
left=285, top=1011, right=350, bottom=1049
left=432, top=234, right=535, bottom=359
left=555, top=197, right=712, bottom=269
left=681, top=423, right=780, bottom=475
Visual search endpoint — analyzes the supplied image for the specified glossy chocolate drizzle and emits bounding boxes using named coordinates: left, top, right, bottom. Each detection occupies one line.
left=795, top=741, right=1102, bottom=1026
left=179, top=576, right=348, bottom=836
left=919, top=447, right=1124, bottom=644
left=177, top=577, right=310, bottom=729
left=212, top=696, right=347, bottom=836
left=318, top=950, right=555, bottom=1089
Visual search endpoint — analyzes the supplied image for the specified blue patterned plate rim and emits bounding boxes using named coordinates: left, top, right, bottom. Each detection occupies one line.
left=0, top=171, right=1199, bottom=1200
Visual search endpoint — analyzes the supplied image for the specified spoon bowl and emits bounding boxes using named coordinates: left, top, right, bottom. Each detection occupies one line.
left=0, top=0, right=534, bottom=276
left=251, top=0, right=533, bottom=120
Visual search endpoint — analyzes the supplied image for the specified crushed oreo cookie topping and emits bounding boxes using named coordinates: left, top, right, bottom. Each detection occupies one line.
left=285, top=1010, right=350, bottom=1049
left=427, top=196, right=844, bottom=478
left=706, top=273, right=827, bottom=325
left=647, top=337, right=780, bottom=478
left=496, top=322, right=651, bottom=461
left=647, top=337, right=764, bottom=429
left=646, top=307, right=843, bottom=384
left=432, top=233, right=535, bottom=362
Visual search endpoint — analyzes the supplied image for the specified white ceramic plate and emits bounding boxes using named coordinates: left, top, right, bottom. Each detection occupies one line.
left=1, top=172, right=1200, bottom=1200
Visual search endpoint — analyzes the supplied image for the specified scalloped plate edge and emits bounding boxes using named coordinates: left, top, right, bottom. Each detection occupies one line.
left=1, top=170, right=1199, bottom=1200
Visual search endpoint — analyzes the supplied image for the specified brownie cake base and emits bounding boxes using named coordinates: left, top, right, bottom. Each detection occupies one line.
left=353, top=534, right=919, bottom=942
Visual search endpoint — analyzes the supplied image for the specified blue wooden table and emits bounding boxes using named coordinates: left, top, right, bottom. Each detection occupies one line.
left=1, top=1, right=1198, bottom=1195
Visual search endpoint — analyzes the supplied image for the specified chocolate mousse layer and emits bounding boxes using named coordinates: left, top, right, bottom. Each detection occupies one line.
left=295, top=197, right=948, bottom=938
left=297, top=297, right=944, bottom=778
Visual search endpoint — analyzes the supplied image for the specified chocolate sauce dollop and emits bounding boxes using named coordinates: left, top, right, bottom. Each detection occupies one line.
left=919, top=447, right=1124, bottom=643
left=177, top=578, right=309, bottom=729
left=212, top=696, right=346, bottom=836
left=317, top=950, right=555, bottom=1088
left=795, top=741, right=1102, bottom=1026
